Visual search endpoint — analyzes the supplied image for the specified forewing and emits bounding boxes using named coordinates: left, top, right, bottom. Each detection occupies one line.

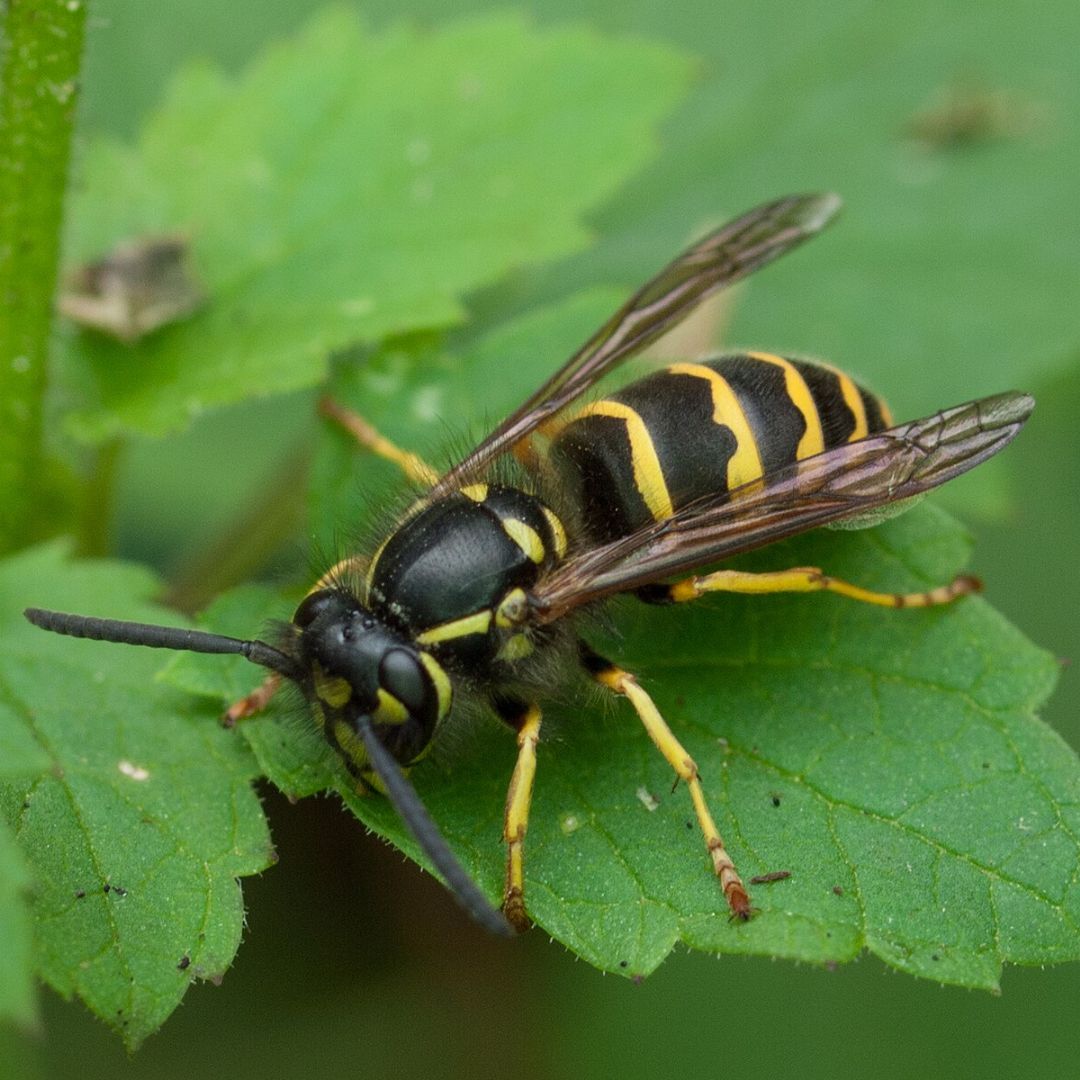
left=531, top=391, right=1034, bottom=621
left=431, top=193, right=842, bottom=497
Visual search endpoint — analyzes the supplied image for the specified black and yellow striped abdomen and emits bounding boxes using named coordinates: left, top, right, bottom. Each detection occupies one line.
left=549, top=352, right=893, bottom=545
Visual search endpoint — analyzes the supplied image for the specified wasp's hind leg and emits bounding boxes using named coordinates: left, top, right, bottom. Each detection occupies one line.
left=637, top=567, right=981, bottom=609
left=492, top=695, right=543, bottom=932
left=318, top=395, right=438, bottom=487
left=579, top=643, right=751, bottom=921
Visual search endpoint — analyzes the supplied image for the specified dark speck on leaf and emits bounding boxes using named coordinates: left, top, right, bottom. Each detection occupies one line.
left=750, top=870, right=791, bottom=885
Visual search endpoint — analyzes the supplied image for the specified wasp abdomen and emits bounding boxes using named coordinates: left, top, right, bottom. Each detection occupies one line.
left=549, top=352, right=892, bottom=544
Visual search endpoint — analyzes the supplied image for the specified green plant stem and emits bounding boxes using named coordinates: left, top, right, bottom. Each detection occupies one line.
left=0, top=0, right=87, bottom=552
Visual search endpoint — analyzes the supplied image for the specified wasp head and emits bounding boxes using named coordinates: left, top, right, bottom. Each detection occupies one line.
left=289, top=588, right=448, bottom=775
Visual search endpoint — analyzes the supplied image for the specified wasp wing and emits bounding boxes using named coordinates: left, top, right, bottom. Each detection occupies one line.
left=431, top=193, right=842, bottom=497
left=531, top=391, right=1033, bottom=621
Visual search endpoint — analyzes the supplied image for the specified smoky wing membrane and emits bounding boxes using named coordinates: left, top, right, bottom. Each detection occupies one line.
left=531, top=392, right=1033, bottom=620
left=431, top=193, right=843, bottom=497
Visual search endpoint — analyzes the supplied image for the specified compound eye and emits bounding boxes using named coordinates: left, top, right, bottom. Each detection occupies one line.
left=293, top=589, right=337, bottom=628
left=379, top=648, right=429, bottom=716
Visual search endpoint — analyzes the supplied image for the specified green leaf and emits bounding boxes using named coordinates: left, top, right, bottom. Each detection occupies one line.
left=0, top=819, right=35, bottom=1031
left=0, top=545, right=275, bottom=1049
left=164, top=584, right=340, bottom=800
left=57, top=8, right=693, bottom=442
left=309, top=286, right=628, bottom=551
left=163, top=501, right=1071, bottom=986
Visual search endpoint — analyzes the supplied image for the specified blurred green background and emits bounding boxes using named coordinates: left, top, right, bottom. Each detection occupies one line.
left=6, top=0, right=1078, bottom=1075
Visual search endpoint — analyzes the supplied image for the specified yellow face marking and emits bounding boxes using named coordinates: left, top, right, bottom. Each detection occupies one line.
left=577, top=400, right=674, bottom=521
left=747, top=352, right=825, bottom=459
left=416, top=609, right=492, bottom=645
left=333, top=719, right=368, bottom=772
left=419, top=652, right=452, bottom=719
left=501, top=518, right=545, bottom=564
left=359, top=763, right=389, bottom=796
left=667, top=363, right=764, bottom=490
left=313, top=663, right=352, bottom=709
left=541, top=506, right=568, bottom=559
left=823, top=364, right=869, bottom=441
left=460, top=483, right=489, bottom=502
left=496, top=634, right=534, bottom=662
left=374, top=689, right=408, bottom=726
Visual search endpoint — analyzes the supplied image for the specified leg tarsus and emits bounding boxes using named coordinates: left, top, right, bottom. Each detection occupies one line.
left=657, top=566, right=982, bottom=609
left=581, top=643, right=751, bottom=921
left=494, top=697, right=542, bottom=932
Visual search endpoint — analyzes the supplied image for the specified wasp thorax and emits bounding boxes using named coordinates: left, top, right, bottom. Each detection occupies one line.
left=292, top=588, right=446, bottom=767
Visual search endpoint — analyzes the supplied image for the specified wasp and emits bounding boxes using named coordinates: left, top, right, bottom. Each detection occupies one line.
left=26, top=194, right=1033, bottom=935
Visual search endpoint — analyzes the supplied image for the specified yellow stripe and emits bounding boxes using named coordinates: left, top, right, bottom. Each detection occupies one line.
left=375, top=689, right=408, bottom=725
left=501, top=518, right=545, bottom=563
left=577, top=400, right=674, bottom=521
left=460, top=483, right=488, bottom=502
left=416, top=609, right=492, bottom=645
left=419, top=652, right=452, bottom=719
left=877, top=396, right=894, bottom=428
left=365, top=532, right=393, bottom=599
left=334, top=720, right=368, bottom=772
left=668, top=363, right=764, bottom=490
left=541, top=507, right=568, bottom=559
left=747, top=352, right=824, bottom=459
left=496, top=634, right=534, bottom=662
left=313, top=663, right=352, bottom=709
left=495, top=587, right=528, bottom=629
left=824, top=364, right=869, bottom=442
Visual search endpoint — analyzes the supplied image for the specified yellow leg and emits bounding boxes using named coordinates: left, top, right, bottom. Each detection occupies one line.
left=658, top=567, right=981, bottom=609
left=318, top=395, right=438, bottom=487
left=499, top=703, right=542, bottom=932
left=583, top=648, right=751, bottom=921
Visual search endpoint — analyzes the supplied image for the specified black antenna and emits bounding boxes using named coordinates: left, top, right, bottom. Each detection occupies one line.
left=25, top=606, right=513, bottom=935
left=355, top=714, right=514, bottom=936
left=23, top=608, right=303, bottom=681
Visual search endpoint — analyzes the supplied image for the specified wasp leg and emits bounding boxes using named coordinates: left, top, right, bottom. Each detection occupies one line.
left=224, top=672, right=282, bottom=725
left=639, top=567, right=981, bottom=609
left=580, top=644, right=751, bottom=921
left=318, top=395, right=438, bottom=487
left=493, top=696, right=543, bottom=932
